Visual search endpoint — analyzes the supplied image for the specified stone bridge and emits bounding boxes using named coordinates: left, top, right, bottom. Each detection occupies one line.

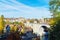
left=25, top=23, right=50, bottom=36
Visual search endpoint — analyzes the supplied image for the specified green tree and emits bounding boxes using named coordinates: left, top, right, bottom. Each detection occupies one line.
left=14, top=21, right=19, bottom=25
left=49, top=0, right=60, bottom=28
left=49, top=0, right=60, bottom=40
left=49, top=0, right=60, bottom=18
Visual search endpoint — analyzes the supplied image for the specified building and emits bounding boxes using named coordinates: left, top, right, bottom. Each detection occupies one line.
left=4, top=17, right=53, bottom=25
left=4, top=17, right=26, bottom=23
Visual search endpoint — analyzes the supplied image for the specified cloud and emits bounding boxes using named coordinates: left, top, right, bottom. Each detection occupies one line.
left=0, top=0, right=51, bottom=18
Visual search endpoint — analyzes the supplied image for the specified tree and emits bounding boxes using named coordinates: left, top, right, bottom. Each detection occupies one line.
left=14, top=21, right=19, bottom=25
left=0, top=15, right=5, bottom=34
left=49, top=0, right=60, bottom=18
left=19, top=22, right=24, bottom=26
left=49, top=0, right=60, bottom=40
left=49, top=0, right=60, bottom=28
left=29, top=19, right=34, bottom=23
left=49, top=18, right=55, bottom=26
left=19, top=22, right=25, bottom=33
left=35, top=19, right=39, bottom=23
left=49, top=19, right=60, bottom=40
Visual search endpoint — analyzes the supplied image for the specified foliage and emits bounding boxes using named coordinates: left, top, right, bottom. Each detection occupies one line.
left=13, top=21, right=19, bottom=24
left=29, top=19, right=34, bottom=23
left=49, top=0, right=60, bottom=40
left=0, top=15, right=5, bottom=34
left=35, top=19, right=39, bottom=23
left=14, top=25, right=18, bottom=32
left=49, top=18, right=56, bottom=26
left=19, top=22, right=24, bottom=26
left=49, top=19, right=60, bottom=40
left=49, top=0, right=60, bottom=18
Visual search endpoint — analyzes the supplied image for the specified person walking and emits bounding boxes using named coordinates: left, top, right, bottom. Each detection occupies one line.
left=6, top=25, right=10, bottom=34
left=43, top=29, right=48, bottom=40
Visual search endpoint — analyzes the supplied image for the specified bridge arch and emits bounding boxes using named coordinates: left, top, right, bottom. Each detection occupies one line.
left=39, top=23, right=50, bottom=28
left=31, top=23, right=50, bottom=36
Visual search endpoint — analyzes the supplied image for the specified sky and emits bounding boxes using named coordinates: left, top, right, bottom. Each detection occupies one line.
left=0, top=0, right=51, bottom=19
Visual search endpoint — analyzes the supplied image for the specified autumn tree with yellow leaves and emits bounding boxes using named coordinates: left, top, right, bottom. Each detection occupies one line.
left=0, top=15, right=5, bottom=34
left=19, top=22, right=25, bottom=34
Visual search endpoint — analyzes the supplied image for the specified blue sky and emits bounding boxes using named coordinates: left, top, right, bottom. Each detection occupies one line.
left=0, top=0, right=51, bottom=19
left=17, top=0, right=49, bottom=7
